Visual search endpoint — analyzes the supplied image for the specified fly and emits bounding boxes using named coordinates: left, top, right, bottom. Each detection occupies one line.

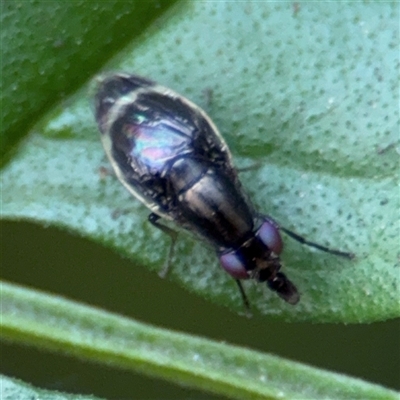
left=94, top=73, right=354, bottom=307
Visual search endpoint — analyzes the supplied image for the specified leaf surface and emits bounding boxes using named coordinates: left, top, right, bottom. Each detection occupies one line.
left=1, top=282, right=398, bottom=400
left=2, top=2, right=399, bottom=322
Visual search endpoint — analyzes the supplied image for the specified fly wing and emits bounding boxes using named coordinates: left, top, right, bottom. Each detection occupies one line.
left=102, top=93, right=196, bottom=217
left=96, top=73, right=238, bottom=219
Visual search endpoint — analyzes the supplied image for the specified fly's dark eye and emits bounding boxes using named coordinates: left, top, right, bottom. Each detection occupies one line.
left=257, top=220, right=283, bottom=254
left=219, top=252, right=249, bottom=279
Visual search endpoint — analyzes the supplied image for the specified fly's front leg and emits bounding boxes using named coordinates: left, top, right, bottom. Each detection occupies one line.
left=148, top=213, right=178, bottom=278
left=279, top=226, right=355, bottom=259
left=235, top=280, right=252, bottom=317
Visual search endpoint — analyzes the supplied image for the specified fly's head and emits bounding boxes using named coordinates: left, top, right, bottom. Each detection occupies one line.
left=219, top=217, right=300, bottom=305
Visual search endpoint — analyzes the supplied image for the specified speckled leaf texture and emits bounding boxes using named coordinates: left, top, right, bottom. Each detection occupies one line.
left=1, top=375, right=102, bottom=400
left=2, top=2, right=399, bottom=323
left=1, top=282, right=398, bottom=400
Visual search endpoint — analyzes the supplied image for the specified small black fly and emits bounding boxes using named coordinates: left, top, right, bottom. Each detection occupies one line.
left=94, top=73, right=353, bottom=308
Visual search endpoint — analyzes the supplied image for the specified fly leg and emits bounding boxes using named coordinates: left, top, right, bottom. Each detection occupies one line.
left=148, top=213, right=178, bottom=278
left=235, top=280, right=253, bottom=317
left=236, top=161, right=262, bottom=173
left=279, top=226, right=355, bottom=259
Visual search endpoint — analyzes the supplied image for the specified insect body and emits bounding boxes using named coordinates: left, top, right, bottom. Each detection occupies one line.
left=94, top=73, right=353, bottom=306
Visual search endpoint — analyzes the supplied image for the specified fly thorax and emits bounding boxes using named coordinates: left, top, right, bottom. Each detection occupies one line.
left=169, top=157, right=206, bottom=193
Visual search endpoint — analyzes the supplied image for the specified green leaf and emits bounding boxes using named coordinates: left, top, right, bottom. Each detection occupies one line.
left=0, top=374, right=103, bottom=400
left=2, top=1, right=399, bottom=323
left=1, top=0, right=179, bottom=158
left=2, top=281, right=398, bottom=400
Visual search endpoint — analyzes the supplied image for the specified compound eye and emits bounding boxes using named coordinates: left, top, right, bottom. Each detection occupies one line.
left=219, top=251, right=249, bottom=280
left=258, top=219, right=283, bottom=254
